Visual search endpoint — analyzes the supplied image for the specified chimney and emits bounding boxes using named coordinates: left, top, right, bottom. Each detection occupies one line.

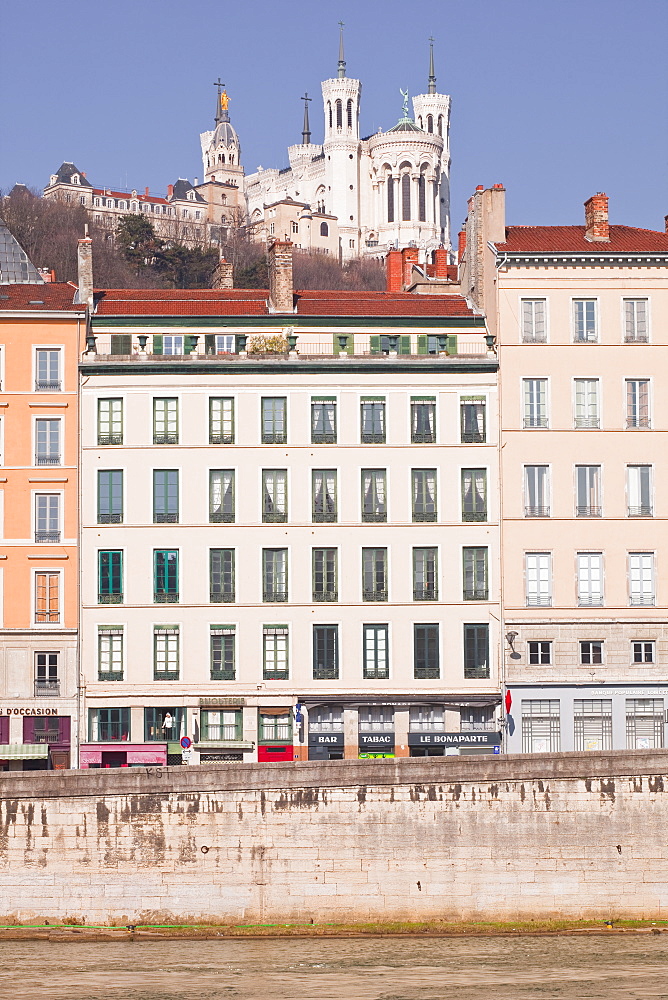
left=664, top=215, right=668, bottom=233
left=212, top=254, right=234, bottom=290
left=144, top=186, right=150, bottom=197
left=167, top=184, right=174, bottom=199
left=432, top=247, right=449, bottom=279
left=268, top=240, right=294, bottom=312
left=386, top=249, right=403, bottom=292
left=77, top=227, right=94, bottom=308
left=458, top=229, right=467, bottom=263
left=401, top=247, right=419, bottom=287
left=584, top=192, right=609, bottom=242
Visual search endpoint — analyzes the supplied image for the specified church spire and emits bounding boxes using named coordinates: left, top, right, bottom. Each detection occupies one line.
left=337, top=21, right=346, bottom=78
left=301, top=92, right=312, bottom=144
left=428, top=37, right=436, bottom=94
left=213, top=77, right=231, bottom=124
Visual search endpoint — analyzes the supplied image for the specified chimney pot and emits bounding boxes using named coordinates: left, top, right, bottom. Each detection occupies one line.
left=77, top=235, right=94, bottom=309
left=584, top=192, right=610, bottom=242
left=268, top=240, right=294, bottom=312
left=476, top=185, right=484, bottom=191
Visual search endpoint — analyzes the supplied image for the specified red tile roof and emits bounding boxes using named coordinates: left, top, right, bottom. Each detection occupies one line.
left=496, top=225, right=668, bottom=254
left=0, top=284, right=82, bottom=311
left=92, top=189, right=169, bottom=205
left=93, top=287, right=474, bottom=318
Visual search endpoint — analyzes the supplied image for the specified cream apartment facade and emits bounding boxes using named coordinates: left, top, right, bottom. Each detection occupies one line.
left=461, top=187, right=668, bottom=753
left=77, top=245, right=501, bottom=767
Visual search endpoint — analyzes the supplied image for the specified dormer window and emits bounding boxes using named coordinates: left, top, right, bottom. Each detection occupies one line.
left=50, top=175, right=57, bottom=186
left=72, top=174, right=79, bottom=185
left=187, top=191, right=194, bottom=201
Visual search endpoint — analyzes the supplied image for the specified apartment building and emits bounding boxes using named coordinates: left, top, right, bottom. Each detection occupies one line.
left=78, top=242, right=500, bottom=767
left=0, top=222, right=85, bottom=769
left=461, top=187, right=668, bottom=752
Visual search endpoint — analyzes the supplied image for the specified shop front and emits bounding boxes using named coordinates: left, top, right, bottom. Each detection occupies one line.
left=79, top=743, right=167, bottom=768
left=408, top=731, right=501, bottom=756
left=0, top=712, right=72, bottom=771
left=358, top=732, right=395, bottom=759
left=257, top=708, right=294, bottom=762
left=308, top=731, right=344, bottom=760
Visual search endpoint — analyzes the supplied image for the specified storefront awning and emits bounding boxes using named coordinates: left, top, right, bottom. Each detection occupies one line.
left=0, top=744, right=49, bottom=760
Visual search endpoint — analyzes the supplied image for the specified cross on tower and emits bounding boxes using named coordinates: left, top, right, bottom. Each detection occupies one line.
left=301, top=92, right=312, bottom=144
left=213, top=77, right=225, bottom=95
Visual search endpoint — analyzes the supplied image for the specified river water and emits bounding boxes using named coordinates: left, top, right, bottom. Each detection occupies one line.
left=3, top=935, right=668, bottom=999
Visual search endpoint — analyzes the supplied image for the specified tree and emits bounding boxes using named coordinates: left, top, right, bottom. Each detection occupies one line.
left=1, top=186, right=88, bottom=282
left=154, top=243, right=220, bottom=289
left=116, top=214, right=164, bottom=270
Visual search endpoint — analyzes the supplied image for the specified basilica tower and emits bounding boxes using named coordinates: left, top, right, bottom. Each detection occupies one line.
left=411, top=40, right=451, bottom=248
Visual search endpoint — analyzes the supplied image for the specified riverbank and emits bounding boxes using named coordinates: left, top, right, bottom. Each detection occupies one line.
left=0, top=917, right=667, bottom=940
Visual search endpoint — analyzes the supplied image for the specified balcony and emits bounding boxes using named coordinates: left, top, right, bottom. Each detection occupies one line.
left=35, top=531, right=60, bottom=544
left=412, top=511, right=437, bottom=523
left=154, top=513, right=179, bottom=524
left=361, top=511, right=387, bottom=523
left=461, top=431, right=486, bottom=443
left=98, top=672, right=124, bottom=682
left=411, top=431, right=436, bottom=444
left=34, top=680, right=60, bottom=697
left=154, top=593, right=179, bottom=603
left=210, top=511, right=235, bottom=523
left=35, top=380, right=61, bottom=392
left=98, top=593, right=123, bottom=604
left=210, top=591, right=235, bottom=603
left=525, top=505, right=550, bottom=517
left=464, top=665, right=490, bottom=680
left=33, top=730, right=62, bottom=743
left=153, top=671, right=180, bottom=681
left=153, top=433, right=178, bottom=445
left=35, top=455, right=60, bottom=466
left=312, top=511, right=337, bottom=523
left=462, top=509, right=487, bottom=522
left=262, top=511, right=288, bottom=523
left=98, top=513, right=123, bottom=524
left=209, top=433, right=234, bottom=445
left=263, top=591, right=288, bottom=603
left=313, top=591, right=338, bottom=602
left=463, top=589, right=489, bottom=601
left=98, top=434, right=123, bottom=446
left=210, top=670, right=235, bottom=681
left=630, top=595, right=655, bottom=607
left=311, top=432, right=337, bottom=444
left=361, top=432, right=385, bottom=444
left=262, top=432, right=286, bottom=445
left=363, top=589, right=388, bottom=602
left=627, top=417, right=650, bottom=429
left=414, top=588, right=438, bottom=601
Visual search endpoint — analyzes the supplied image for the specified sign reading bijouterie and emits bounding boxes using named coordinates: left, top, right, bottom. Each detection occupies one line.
left=359, top=733, right=395, bottom=748
left=1, top=708, right=59, bottom=716
left=199, top=697, right=245, bottom=707
left=308, top=732, right=344, bottom=747
left=408, top=732, right=501, bottom=747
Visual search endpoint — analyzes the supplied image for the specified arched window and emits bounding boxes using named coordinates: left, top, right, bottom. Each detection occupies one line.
left=336, top=99, right=343, bottom=129
left=427, top=114, right=433, bottom=133
left=387, top=174, right=394, bottom=223
left=418, top=174, right=426, bottom=222
left=401, top=173, right=411, bottom=221
left=347, top=99, right=353, bottom=130
left=221, top=153, right=226, bottom=163
left=320, top=221, right=329, bottom=237
left=328, top=102, right=332, bottom=129
left=221, top=194, right=227, bottom=204
left=418, top=116, right=423, bottom=129
left=230, top=154, right=234, bottom=164
left=437, top=115, right=443, bottom=136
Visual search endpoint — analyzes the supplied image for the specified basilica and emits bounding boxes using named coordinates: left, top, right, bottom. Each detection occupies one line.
left=45, top=35, right=452, bottom=262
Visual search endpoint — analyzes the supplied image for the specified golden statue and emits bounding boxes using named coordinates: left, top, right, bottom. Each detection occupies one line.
left=220, top=91, right=230, bottom=111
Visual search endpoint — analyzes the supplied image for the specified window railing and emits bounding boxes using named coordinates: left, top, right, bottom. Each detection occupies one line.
left=35, top=530, right=60, bottom=543
left=464, top=664, right=490, bottom=679
left=201, top=724, right=239, bottom=742
left=313, top=591, right=338, bottom=602
left=523, top=416, right=547, bottom=429
left=575, top=416, right=600, bottom=428
left=98, top=433, right=123, bottom=446
left=630, top=595, right=655, bottom=607
left=210, top=511, right=235, bottom=523
left=311, top=431, right=337, bottom=444
left=98, top=513, right=123, bottom=524
left=262, top=511, right=288, bottom=523
left=624, top=333, right=649, bottom=343
left=263, top=670, right=290, bottom=681
left=460, top=721, right=497, bottom=731
left=35, top=380, right=61, bottom=391
left=578, top=594, right=604, bottom=607
left=210, top=591, right=235, bottom=603
left=526, top=595, right=552, bottom=607
left=576, top=505, right=601, bottom=517
left=574, top=332, right=597, bottom=343
left=363, top=589, right=388, bottom=602
left=312, top=511, right=337, bottom=523
left=210, top=668, right=235, bottom=681
left=522, top=332, right=547, bottom=344
left=463, top=588, right=488, bottom=601
left=262, top=431, right=286, bottom=444
left=35, top=454, right=60, bottom=466
left=154, top=592, right=179, bottom=603
left=525, top=505, right=550, bottom=517
left=361, top=431, right=385, bottom=444
left=98, top=671, right=124, bottom=682
left=209, top=432, right=234, bottom=445
left=154, top=512, right=178, bottom=524
left=361, top=511, right=387, bottom=523
left=34, top=680, right=60, bottom=697
left=627, top=416, right=650, bottom=429
left=153, top=670, right=180, bottom=680
left=414, top=587, right=438, bottom=601
left=628, top=505, right=652, bottom=517
left=462, top=509, right=487, bottom=522
left=263, top=590, right=288, bottom=602
left=412, top=430, right=436, bottom=444
left=32, top=729, right=62, bottom=742
left=98, top=593, right=123, bottom=604
left=412, top=510, right=437, bottom=523
left=153, top=433, right=178, bottom=445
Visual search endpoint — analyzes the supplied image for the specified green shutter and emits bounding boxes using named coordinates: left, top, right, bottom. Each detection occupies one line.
left=400, top=335, right=411, bottom=355
left=369, top=335, right=381, bottom=355
left=110, top=335, right=131, bottom=355
left=153, top=335, right=163, bottom=355
left=205, top=334, right=216, bottom=355
left=417, top=335, right=428, bottom=355
left=447, top=335, right=458, bottom=355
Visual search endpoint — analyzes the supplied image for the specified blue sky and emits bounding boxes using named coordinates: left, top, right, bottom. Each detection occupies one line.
left=2, top=0, right=666, bottom=230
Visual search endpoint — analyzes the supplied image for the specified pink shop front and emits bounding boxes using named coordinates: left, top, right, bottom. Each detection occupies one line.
left=79, top=743, right=167, bottom=768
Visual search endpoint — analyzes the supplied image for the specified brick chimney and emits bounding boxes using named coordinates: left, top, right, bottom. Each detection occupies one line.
left=386, top=249, right=403, bottom=292
left=584, top=192, right=609, bottom=242
left=77, top=228, right=94, bottom=308
left=432, top=247, right=449, bottom=279
left=401, top=247, right=419, bottom=287
left=212, top=254, right=234, bottom=290
left=268, top=240, right=294, bottom=312
left=167, top=184, right=174, bottom=199
left=457, top=229, right=467, bottom=263
left=664, top=214, right=668, bottom=233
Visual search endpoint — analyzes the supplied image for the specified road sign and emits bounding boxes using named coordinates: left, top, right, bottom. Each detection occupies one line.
left=180, top=736, right=192, bottom=749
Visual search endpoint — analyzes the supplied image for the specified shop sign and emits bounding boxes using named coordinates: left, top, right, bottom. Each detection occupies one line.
left=308, top=732, right=344, bottom=747
left=199, top=697, right=245, bottom=707
left=358, top=732, right=395, bottom=749
left=407, top=731, right=501, bottom=747
left=1, top=708, right=58, bottom=715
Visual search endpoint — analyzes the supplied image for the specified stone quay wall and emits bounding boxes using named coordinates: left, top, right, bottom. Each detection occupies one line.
left=1, top=751, right=667, bottom=923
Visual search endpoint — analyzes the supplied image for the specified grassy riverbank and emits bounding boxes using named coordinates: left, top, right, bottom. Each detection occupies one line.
left=0, top=917, right=666, bottom=940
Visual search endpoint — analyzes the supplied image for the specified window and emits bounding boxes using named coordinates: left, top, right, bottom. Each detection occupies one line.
left=153, top=470, right=179, bottom=523
left=632, top=641, right=655, bottom=663
left=154, top=550, right=178, bottom=603
left=153, top=398, right=178, bottom=445
left=524, top=466, right=549, bottom=517
left=411, top=399, right=436, bottom=443
left=210, top=548, right=234, bottom=603
left=464, top=624, right=489, bottom=679
left=35, top=493, right=60, bottom=543
left=525, top=552, right=552, bottom=607
left=259, top=711, right=291, bottom=742
left=35, top=349, right=61, bottom=391
left=627, top=465, right=652, bottom=517
left=414, top=624, right=440, bottom=679
left=521, top=299, right=546, bottom=343
left=387, top=172, right=394, bottom=223
left=460, top=706, right=495, bottom=732
left=363, top=624, right=389, bottom=679
left=401, top=173, right=411, bottom=221
left=573, top=299, right=597, bottom=342
left=461, top=469, right=487, bottom=522
left=522, top=700, right=560, bottom=753
left=574, top=378, right=600, bottom=428
left=213, top=335, right=235, bottom=355
left=201, top=709, right=241, bottom=741
left=629, top=552, right=655, bottom=607
left=97, top=470, right=123, bottom=523
left=89, top=708, right=130, bottom=742
left=261, top=397, right=287, bottom=444
left=209, top=398, right=234, bottom=444
left=34, top=652, right=59, bottom=696
left=528, top=641, right=552, bottom=665
left=361, top=469, right=387, bottom=522
left=576, top=466, right=601, bottom=517
left=313, top=625, right=339, bottom=680
left=523, top=379, right=548, bottom=428
left=209, top=470, right=235, bottom=523
left=210, top=626, right=235, bottom=680
left=263, top=625, right=289, bottom=679
left=360, top=399, right=385, bottom=444
left=580, top=640, right=603, bottom=665
left=626, top=699, right=664, bottom=749
left=35, top=571, right=59, bottom=623
left=463, top=547, right=488, bottom=601
left=460, top=397, right=486, bottom=442
left=626, top=379, right=650, bottom=428
left=154, top=626, right=179, bottom=679
left=412, top=469, right=437, bottom=522
left=362, top=547, right=387, bottom=601
left=145, top=707, right=185, bottom=740
left=35, top=418, right=60, bottom=465
left=574, top=700, right=612, bottom=751
left=320, top=222, right=329, bottom=237
left=262, top=469, right=287, bottom=523
left=418, top=173, right=426, bottom=221
left=359, top=705, right=394, bottom=731
left=410, top=705, right=445, bottom=731
left=98, top=627, right=123, bottom=681
left=577, top=553, right=603, bottom=606
left=98, top=550, right=123, bottom=604
left=312, top=469, right=337, bottom=523
left=161, top=336, right=184, bottom=356
left=313, top=548, right=337, bottom=602
left=309, top=704, right=343, bottom=732
left=413, top=547, right=438, bottom=601
left=263, top=548, right=288, bottom=602
left=311, top=398, right=337, bottom=444
left=624, top=299, right=648, bottom=343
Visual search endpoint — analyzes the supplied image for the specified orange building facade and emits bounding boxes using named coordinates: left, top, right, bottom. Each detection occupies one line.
left=0, top=284, right=84, bottom=769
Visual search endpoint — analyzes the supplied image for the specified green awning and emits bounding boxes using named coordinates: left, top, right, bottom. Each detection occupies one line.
left=0, top=744, right=49, bottom=760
